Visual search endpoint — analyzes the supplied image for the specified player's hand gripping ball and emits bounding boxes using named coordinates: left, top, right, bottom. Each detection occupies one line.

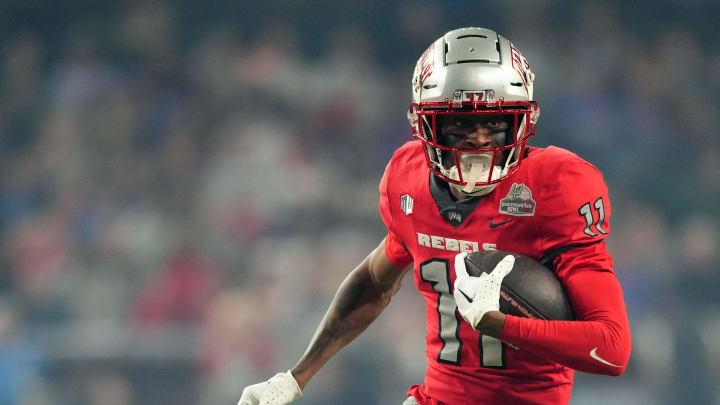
left=455, top=250, right=575, bottom=329
left=453, top=252, right=515, bottom=329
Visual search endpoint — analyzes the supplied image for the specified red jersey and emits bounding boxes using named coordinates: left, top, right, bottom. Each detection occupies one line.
left=379, top=141, right=631, bottom=405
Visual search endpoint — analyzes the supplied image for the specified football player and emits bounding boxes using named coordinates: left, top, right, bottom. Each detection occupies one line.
left=238, top=27, right=631, bottom=405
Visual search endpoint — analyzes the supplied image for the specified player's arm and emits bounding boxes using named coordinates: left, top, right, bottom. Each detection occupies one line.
left=237, top=237, right=410, bottom=405
left=291, top=238, right=410, bottom=388
left=488, top=156, right=630, bottom=375
left=497, top=243, right=632, bottom=376
left=456, top=243, right=631, bottom=376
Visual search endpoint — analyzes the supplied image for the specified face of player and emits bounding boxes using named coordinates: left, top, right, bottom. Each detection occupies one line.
left=436, top=113, right=513, bottom=168
left=437, top=113, right=511, bottom=149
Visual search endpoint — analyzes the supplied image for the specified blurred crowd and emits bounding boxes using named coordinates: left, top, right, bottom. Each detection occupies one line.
left=1, top=1, right=719, bottom=404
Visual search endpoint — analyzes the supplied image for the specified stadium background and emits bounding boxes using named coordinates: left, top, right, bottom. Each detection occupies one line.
left=1, top=0, right=719, bottom=404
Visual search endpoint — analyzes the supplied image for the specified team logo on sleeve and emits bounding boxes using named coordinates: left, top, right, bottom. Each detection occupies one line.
left=401, top=194, right=414, bottom=215
left=499, top=183, right=536, bottom=216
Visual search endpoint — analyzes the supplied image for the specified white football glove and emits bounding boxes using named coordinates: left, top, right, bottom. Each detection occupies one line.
left=453, top=252, right=515, bottom=330
left=237, top=371, right=302, bottom=405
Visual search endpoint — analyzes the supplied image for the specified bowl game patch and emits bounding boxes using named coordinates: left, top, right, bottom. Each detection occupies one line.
left=499, top=183, right=536, bottom=216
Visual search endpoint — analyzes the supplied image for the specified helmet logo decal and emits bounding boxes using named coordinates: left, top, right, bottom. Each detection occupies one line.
left=462, top=91, right=485, bottom=102
left=419, top=43, right=435, bottom=86
left=509, top=42, right=532, bottom=91
left=499, top=183, right=536, bottom=216
left=453, top=90, right=486, bottom=108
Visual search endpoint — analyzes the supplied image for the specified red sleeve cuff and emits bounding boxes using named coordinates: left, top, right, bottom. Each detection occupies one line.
left=384, top=232, right=413, bottom=268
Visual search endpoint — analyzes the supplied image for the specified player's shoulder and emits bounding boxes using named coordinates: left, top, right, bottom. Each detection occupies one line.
left=384, top=140, right=426, bottom=178
left=526, top=145, right=595, bottom=167
left=525, top=145, right=605, bottom=179
left=379, top=140, right=427, bottom=229
left=389, top=140, right=425, bottom=165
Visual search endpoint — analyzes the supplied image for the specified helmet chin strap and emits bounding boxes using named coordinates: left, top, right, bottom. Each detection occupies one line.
left=454, top=182, right=498, bottom=197
left=443, top=153, right=506, bottom=197
left=446, top=165, right=504, bottom=197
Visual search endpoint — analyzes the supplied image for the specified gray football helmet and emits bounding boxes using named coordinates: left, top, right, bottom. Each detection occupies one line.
left=408, top=27, right=540, bottom=196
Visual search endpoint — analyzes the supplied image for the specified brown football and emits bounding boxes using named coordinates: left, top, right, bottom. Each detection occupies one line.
left=464, top=250, right=575, bottom=320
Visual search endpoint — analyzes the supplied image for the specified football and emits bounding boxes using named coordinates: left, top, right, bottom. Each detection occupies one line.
left=464, top=250, right=575, bottom=320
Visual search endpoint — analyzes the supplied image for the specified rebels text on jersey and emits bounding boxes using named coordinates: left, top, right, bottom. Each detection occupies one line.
left=379, top=141, right=616, bottom=405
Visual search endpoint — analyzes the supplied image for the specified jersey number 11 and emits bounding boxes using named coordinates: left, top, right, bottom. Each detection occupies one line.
left=420, top=259, right=505, bottom=368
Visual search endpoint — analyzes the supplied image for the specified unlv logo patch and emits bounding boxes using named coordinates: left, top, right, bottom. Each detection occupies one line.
left=401, top=194, right=414, bottom=215
left=499, top=183, right=536, bottom=216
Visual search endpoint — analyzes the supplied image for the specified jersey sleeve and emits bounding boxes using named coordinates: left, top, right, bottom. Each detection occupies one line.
left=379, top=160, right=413, bottom=268
left=500, top=244, right=632, bottom=375
left=536, top=155, right=613, bottom=274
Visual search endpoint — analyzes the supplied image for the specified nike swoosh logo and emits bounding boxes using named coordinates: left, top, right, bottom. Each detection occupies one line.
left=590, top=347, right=622, bottom=368
left=457, top=288, right=474, bottom=303
left=489, top=218, right=514, bottom=229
